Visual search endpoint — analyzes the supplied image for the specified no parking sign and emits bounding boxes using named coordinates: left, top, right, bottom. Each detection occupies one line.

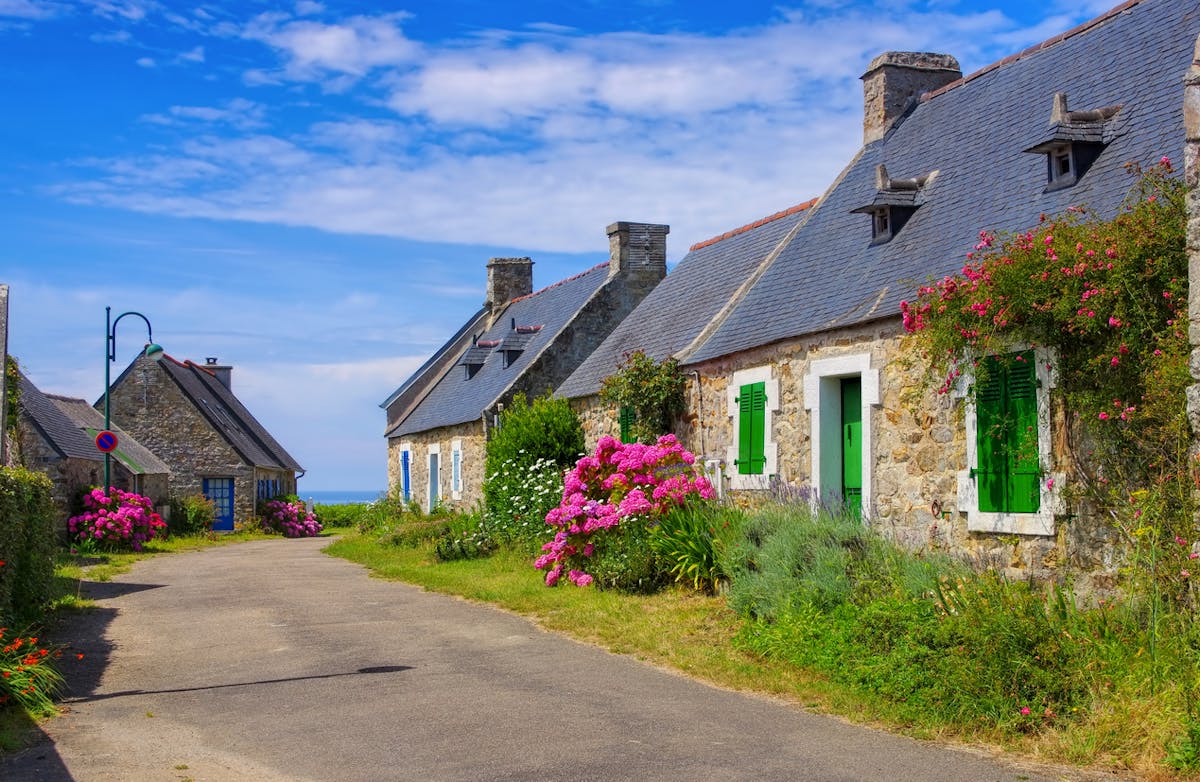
left=95, top=430, right=118, bottom=453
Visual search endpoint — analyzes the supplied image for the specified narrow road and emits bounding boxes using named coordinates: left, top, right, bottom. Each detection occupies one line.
left=2, top=538, right=1086, bottom=781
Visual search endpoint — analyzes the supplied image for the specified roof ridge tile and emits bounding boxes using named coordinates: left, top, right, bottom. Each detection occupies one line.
left=689, top=199, right=818, bottom=252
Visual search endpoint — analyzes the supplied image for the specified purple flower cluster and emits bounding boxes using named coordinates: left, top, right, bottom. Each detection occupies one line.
left=68, top=488, right=166, bottom=551
left=261, top=499, right=323, bottom=538
left=534, top=434, right=714, bottom=587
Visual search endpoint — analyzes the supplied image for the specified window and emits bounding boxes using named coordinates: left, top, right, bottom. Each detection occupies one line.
left=956, top=348, right=1062, bottom=535
left=872, top=208, right=890, bottom=241
left=725, top=366, right=778, bottom=490
left=618, top=406, right=636, bottom=443
left=736, top=382, right=766, bottom=475
left=451, top=439, right=463, bottom=499
left=1046, top=143, right=1076, bottom=188
left=973, top=352, right=1039, bottom=514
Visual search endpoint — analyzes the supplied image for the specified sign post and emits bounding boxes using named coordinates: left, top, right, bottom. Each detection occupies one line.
left=95, top=430, right=118, bottom=454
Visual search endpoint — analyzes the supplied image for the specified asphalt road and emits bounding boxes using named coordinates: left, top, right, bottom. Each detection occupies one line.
left=0, top=538, right=1095, bottom=781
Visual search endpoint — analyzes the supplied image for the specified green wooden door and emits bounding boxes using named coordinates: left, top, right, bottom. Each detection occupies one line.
left=841, top=378, right=862, bottom=511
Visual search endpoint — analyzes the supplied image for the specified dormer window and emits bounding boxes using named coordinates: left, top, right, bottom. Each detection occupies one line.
left=459, top=339, right=499, bottom=380
left=872, top=208, right=891, bottom=241
left=497, top=321, right=542, bottom=369
left=1024, top=93, right=1121, bottom=191
left=852, top=164, right=933, bottom=245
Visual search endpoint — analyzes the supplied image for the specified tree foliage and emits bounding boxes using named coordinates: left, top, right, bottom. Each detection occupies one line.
left=599, top=350, right=687, bottom=443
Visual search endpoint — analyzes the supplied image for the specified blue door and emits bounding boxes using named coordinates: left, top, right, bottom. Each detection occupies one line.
left=203, top=477, right=234, bottom=531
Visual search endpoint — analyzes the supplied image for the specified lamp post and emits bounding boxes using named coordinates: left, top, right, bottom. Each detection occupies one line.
left=104, top=307, right=164, bottom=494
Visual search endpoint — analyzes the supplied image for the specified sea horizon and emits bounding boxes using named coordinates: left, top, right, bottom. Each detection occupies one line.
left=301, top=489, right=385, bottom=505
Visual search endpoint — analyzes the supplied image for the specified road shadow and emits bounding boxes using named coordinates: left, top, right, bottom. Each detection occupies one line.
left=78, top=580, right=163, bottom=601
left=0, top=596, right=120, bottom=781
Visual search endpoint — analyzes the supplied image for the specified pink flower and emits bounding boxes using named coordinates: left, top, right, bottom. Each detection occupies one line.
left=1046, top=478, right=1055, bottom=490
left=1098, top=412, right=1109, bottom=420
left=1019, top=706, right=1031, bottom=716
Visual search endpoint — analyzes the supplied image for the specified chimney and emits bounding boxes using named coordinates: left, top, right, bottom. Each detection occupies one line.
left=606, top=222, right=669, bottom=281
left=861, top=52, right=961, bottom=144
left=204, top=357, right=232, bottom=390
left=485, top=257, right=534, bottom=312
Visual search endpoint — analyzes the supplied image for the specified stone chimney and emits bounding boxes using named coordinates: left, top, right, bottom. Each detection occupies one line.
left=204, top=357, right=232, bottom=390
left=485, top=257, right=534, bottom=312
left=861, top=52, right=961, bottom=144
left=606, top=222, right=669, bottom=281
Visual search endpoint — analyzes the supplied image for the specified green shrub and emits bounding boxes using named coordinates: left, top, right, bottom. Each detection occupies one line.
left=354, top=495, right=417, bottom=536
left=585, top=516, right=664, bottom=593
left=379, top=519, right=453, bottom=547
left=0, top=467, right=56, bottom=625
left=167, top=493, right=216, bottom=536
left=483, top=391, right=581, bottom=547
left=433, top=511, right=496, bottom=561
left=598, top=350, right=686, bottom=443
left=313, top=503, right=372, bottom=529
left=649, top=503, right=744, bottom=592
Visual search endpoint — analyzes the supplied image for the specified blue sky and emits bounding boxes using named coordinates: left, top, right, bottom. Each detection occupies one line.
left=1, top=0, right=1118, bottom=492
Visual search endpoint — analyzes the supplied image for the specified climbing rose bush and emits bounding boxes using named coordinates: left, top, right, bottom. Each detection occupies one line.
left=261, top=499, right=323, bottom=538
left=534, top=434, right=715, bottom=587
left=68, top=488, right=166, bottom=551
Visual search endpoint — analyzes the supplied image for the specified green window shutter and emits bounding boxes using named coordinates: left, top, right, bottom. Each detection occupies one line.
left=841, top=378, right=863, bottom=513
left=1006, top=353, right=1041, bottom=513
left=975, top=358, right=1007, bottom=513
left=738, top=382, right=766, bottom=475
left=618, top=406, right=635, bottom=444
left=975, top=352, right=1041, bottom=514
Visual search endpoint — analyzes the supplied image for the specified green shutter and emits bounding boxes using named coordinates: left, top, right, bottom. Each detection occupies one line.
left=618, top=406, right=635, bottom=444
left=975, top=352, right=1041, bottom=514
left=738, top=382, right=766, bottom=475
left=975, top=357, right=1006, bottom=513
left=1006, top=353, right=1041, bottom=513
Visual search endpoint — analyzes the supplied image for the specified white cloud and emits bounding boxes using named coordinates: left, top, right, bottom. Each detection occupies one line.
left=0, top=0, right=59, bottom=19
left=135, top=55, right=154, bottom=67
left=142, top=98, right=266, bottom=130
left=243, top=11, right=419, bottom=83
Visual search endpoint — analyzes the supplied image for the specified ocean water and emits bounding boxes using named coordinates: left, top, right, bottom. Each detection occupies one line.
left=302, top=489, right=384, bottom=505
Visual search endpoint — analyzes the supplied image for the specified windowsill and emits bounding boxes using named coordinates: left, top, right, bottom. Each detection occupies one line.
left=729, top=473, right=772, bottom=491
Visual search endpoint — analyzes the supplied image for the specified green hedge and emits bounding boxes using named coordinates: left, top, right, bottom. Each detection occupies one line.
left=0, top=467, right=56, bottom=624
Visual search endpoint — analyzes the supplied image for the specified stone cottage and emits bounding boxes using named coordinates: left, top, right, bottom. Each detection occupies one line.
left=107, top=355, right=303, bottom=530
left=383, top=221, right=669, bottom=511
left=15, top=371, right=169, bottom=522
left=560, top=0, right=1199, bottom=591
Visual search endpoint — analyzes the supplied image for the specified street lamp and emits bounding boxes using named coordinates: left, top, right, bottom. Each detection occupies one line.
left=104, top=307, right=164, bottom=493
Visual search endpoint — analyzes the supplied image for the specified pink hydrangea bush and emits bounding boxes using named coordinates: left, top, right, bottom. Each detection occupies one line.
left=261, top=499, right=323, bottom=538
left=68, top=488, right=166, bottom=551
left=534, top=434, right=715, bottom=587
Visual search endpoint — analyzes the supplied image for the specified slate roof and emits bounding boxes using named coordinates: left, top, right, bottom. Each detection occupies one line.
left=392, top=263, right=610, bottom=436
left=379, top=306, right=489, bottom=431
left=685, top=0, right=1200, bottom=364
left=148, top=356, right=304, bottom=472
left=557, top=201, right=816, bottom=398
left=49, top=395, right=171, bottom=476
left=17, top=372, right=99, bottom=461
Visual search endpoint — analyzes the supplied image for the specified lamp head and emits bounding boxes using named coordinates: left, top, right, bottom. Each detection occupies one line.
left=144, top=343, right=165, bottom=362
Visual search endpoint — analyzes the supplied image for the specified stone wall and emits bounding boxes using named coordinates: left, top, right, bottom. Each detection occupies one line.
left=575, top=317, right=1120, bottom=592
left=386, top=420, right=486, bottom=512
left=1186, top=36, right=1200, bottom=473
left=109, top=355, right=259, bottom=524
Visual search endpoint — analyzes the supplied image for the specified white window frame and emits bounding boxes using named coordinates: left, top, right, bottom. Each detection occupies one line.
left=427, top=443, right=441, bottom=513
left=451, top=438, right=463, bottom=500
left=1047, top=143, right=1076, bottom=188
left=802, top=353, right=880, bottom=518
left=955, top=346, right=1064, bottom=535
left=725, top=365, right=779, bottom=491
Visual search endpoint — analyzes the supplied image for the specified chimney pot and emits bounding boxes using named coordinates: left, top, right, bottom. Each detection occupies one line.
left=606, top=222, right=669, bottom=281
left=485, top=257, right=534, bottom=312
left=861, top=52, right=961, bottom=144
